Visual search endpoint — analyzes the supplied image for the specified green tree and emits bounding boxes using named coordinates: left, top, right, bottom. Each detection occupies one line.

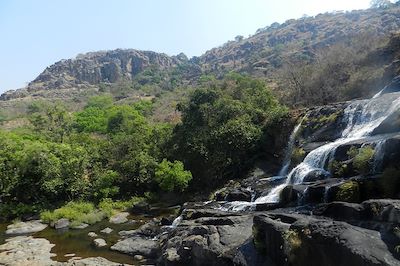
left=155, top=159, right=192, bottom=192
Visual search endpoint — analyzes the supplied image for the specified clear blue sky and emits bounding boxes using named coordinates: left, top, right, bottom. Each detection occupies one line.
left=0, top=0, right=373, bottom=93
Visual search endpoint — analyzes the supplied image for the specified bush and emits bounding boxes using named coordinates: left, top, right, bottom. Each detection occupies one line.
left=155, top=159, right=192, bottom=192
left=335, top=181, right=360, bottom=202
left=98, top=197, right=144, bottom=217
left=351, top=146, right=375, bottom=174
left=40, top=201, right=105, bottom=225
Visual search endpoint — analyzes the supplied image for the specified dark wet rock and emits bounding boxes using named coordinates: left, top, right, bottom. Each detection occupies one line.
left=5, top=220, right=47, bottom=236
left=225, top=188, right=252, bottom=202
left=254, top=202, right=283, bottom=212
left=119, top=219, right=161, bottom=238
left=279, top=185, right=299, bottom=205
left=111, top=236, right=160, bottom=258
left=160, top=214, right=254, bottom=266
left=160, top=216, right=174, bottom=226
left=302, top=169, right=331, bottom=182
left=362, top=199, right=400, bottom=223
left=131, top=201, right=150, bottom=213
left=253, top=212, right=399, bottom=266
left=314, top=201, right=364, bottom=220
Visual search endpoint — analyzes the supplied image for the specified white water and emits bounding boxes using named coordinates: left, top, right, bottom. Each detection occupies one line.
left=278, top=119, right=304, bottom=176
left=373, top=139, right=387, bottom=173
left=218, top=92, right=400, bottom=211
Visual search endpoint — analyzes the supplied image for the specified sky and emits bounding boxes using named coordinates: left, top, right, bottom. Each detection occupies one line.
left=0, top=0, right=374, bottom=93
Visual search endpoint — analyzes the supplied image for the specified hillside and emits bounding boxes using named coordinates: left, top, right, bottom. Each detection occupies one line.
left=2, top=4, right=400, bottom=119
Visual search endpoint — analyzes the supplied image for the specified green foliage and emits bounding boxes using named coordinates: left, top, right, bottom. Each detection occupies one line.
left=172, top=74, right=288, bottom=187
left=291, top=147, right=306, bottom=165
left=155, top=159, right=192, bottom=192
left=335, top=181, right=360, bottom=203
left=91, top=170, right=120, bottom=201
left=329, top=160, right=349, bottom=177
left=348, top=145, right=375, bottom=174
left=98, top=197, right=144, bottom=217
left=40, top=201, right=105, bottom=225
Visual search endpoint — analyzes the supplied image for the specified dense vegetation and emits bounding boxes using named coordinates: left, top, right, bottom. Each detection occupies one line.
left=0, top=74, right=287, bottom=220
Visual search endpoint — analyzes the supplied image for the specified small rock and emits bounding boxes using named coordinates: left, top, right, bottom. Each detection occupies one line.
left=100, top=227, right=113, bottom=234
left=109, top=212, right=129, bottom=224
left=88, top=232, right=98, bottom=237
left=71, top=223, right=89, bottom=229
left=134, top=255, right=145, bottom=261
left=93, top=238, right=107, bottom=247
left=54, top=218, right=70, bottom=230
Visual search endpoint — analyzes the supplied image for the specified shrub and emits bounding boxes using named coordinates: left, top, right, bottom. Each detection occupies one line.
left=40, top=201, right=105, bottom=225
left=155, top=159, right=192, bottom=192
left=335, top=181, right=360, bottom=202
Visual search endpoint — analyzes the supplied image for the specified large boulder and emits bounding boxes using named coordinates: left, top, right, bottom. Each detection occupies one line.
left=111, top=236, right=160, bottom=259
left=253, top=213, right=399, bottom=266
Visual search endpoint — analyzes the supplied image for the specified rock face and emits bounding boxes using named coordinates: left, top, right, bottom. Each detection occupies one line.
left=253, top=213, right=399, bottom=266
left=29, top=50, right=181, bottom=91
left=5, top=220, right=47, bottom=236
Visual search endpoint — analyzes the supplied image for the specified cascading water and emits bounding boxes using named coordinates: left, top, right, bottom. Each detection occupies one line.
left=278, top=119, right=304, bottom=177
left=373, top=140, right=387, bottom=173
left=218, top=91, right=400, bottom=211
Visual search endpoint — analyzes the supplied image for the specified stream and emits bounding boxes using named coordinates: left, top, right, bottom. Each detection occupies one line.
left=0, top=207, right=178, bottom=265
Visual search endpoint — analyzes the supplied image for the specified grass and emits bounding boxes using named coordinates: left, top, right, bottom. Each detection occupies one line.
left=40, top=197, right=145, bottom=226
left=40, top=201, right=105, bottom=225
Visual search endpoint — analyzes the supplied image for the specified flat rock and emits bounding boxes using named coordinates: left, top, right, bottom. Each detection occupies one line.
left=71, top=223, right=89, bottom=230
left=109, top=212, right=129, bottom=224
left=66, top=257, right=132, bottom=265
left=5, top=220, right=47, bottom=235
left=0, top=236, right=56, bottom=265
left=111, top=236, right=160, bottom=258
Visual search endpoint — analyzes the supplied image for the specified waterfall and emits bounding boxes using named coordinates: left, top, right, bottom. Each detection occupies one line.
left=217, top=91, right=400, bottom=211
left=373, top=140, right=387, bottom=173
left=256, top=91, right=400, bottom=204
left=278, top=119, right=304, bottom=176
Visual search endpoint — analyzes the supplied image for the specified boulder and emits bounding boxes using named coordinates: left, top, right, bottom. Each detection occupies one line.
left=111, top=236, right=160, bottom=258
left=93, top=238, right=107, bottom=248
left=5, top=220, right=47, bottom=236
left=54, top=218, right=70, bottom=230
left=225, top=188, right=252, bottom=202
left=109, top=212, right=129, bottom=224
left=253, top=213, right=399, bottom=266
